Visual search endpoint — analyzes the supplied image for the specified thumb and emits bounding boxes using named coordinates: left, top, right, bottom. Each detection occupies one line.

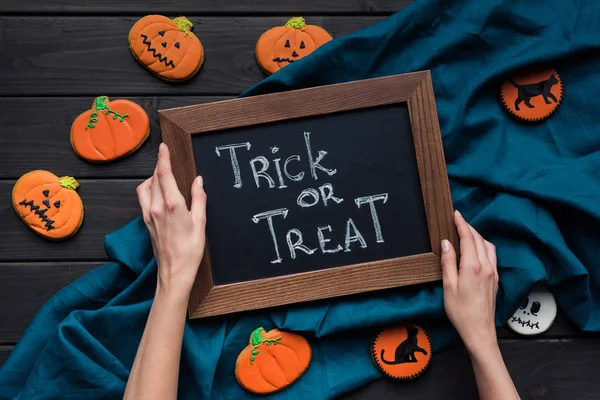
left=191, top=176, right=207, bottom=226
left=441, top=239, right=458, bottom=292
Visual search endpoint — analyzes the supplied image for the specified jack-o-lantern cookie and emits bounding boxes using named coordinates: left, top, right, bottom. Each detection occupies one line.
left=371, top=324, right=432, bottom=381
left=235, top=327, right=311, bottom=394
left=70, top=96, right=150, bottom=162
left=500, top=67, right=563, bottom=122
left=256, top=17, right=332, bottom=75
left=129, top=15, right=204, bottom=81
left=12, top=170, right=84, bottom=240
left=508, top=284, right=557, bottom=336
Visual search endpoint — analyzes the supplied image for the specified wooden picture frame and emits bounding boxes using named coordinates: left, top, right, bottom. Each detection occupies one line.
left=159, top=71, right=458, bottom=319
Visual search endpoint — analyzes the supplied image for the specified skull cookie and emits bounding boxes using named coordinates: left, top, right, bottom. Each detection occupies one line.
left=507, top=284, right=557, bottom=336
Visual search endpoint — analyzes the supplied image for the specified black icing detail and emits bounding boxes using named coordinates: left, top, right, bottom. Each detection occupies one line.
left=54, top=200, right=61, bottom=208
left=140, top=34, right=175, bottom=68
left=284, top=39, right=290, bottom=48
left=174, top=42, right=180, bottom=49
left=510, top=316, right=540, bottom=330
left=161, top=42, right=167, bottom=48
left=292, top=50, right=299, bottom=57
left=300, top=41, right=305, bottom=49
left=272, top=57, right=295, bottom=63
left=43, top=200, right=50, bottom=208
left=42, top=190, right=49, bottom=197
left=531, top=301, right=541, bottom=316
left=159, top=30, right=166, bottom=36
left=18, top=199, right=56, bottom=231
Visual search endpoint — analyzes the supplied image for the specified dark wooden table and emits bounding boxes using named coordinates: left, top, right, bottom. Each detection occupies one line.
left=0, top=1, right=599, bottom=398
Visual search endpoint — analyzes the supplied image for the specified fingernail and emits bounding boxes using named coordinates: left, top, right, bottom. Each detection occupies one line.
left=197, top=176, right=203, bottom=188
left=454, top=210, right=462, bottom=218
left=159, top=143, right=166, bottom=152
left=441, top=239, right=450, bottom=253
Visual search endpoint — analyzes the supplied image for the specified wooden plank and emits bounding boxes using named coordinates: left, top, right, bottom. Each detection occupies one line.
left=0, top=179, right=142, bottom=261
left=0, top=262, right=590, bottom=343
left=0, top=0, right=411, bottom=15
left=0, top=16, right=385, bottom=96
left=0, top=345, right=13, bottom=366
left=2, top=338, right=600, bottom=397
left=0, top=262, right=99, bottom=342
left=0, top=96, right=231, bottom=180
left=341, top=338, right=600, bottom=399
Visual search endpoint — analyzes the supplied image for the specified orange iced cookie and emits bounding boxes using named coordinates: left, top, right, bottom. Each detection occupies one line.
left=255, top=17, right=332, bottom=75
left=129, top=15, right=204, bottom=81
left=12, top=170, right=84, bottom=240
left=500, top=67, right=563, bottom=122
left=371, top=324, right=432, bottom=381
left=70, top=96, right=150, bottom=162
left=235, top=327, right=311, bottom=394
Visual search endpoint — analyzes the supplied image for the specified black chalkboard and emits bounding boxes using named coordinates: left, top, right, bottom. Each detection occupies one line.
left=192, top=104, right=431, bottom=285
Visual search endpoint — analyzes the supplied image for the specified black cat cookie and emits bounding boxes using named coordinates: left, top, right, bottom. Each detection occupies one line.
left=500, top=67, right=563, bottom=122
left=371, top=324, right=432, bottom=381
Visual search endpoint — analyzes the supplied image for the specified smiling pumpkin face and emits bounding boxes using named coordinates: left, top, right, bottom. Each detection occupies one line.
left=256, top=17, right=332, bottom=74
left=129, top=15, right=204, bottom=81
left=12, top=170, right=84, bottom=240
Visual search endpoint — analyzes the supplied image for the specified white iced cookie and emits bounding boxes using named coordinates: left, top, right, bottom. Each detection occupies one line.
left=508, top=284, right=557, bottom=336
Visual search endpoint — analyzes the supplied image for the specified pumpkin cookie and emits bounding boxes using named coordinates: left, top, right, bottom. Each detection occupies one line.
left=235, top=327, right=311, bottom=395
left=256, top=17, right=332, bottom=75
left=12, top=170, right=84, bottom=241
left=371, top=324, right=432, bottom=381
left=70, top=96, right=150, bottom=162
left=500, top=67, right=563, bottom=122
left=129, top=15, right=204, bottom=81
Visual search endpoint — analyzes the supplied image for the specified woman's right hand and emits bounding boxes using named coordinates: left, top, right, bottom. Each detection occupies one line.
left=441, top=211, right=499, bottom=356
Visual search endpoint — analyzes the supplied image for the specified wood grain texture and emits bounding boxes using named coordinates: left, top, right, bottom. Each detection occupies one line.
left=0, top=16, right=384, bottom=96
left=408, top=73, right=459, bottom=256
left=0, top=0, right=411, bottom=14
left=0, top=179, right=142, bottom=261
left=163, top=72, right=454, bottom=318
left=0, top=97, right=231, bottom=179
left=160, top=72, right=427, bottom=133
left=191, top=253, right=441, bottom=318
left=0, top=262, right=99, bottom=342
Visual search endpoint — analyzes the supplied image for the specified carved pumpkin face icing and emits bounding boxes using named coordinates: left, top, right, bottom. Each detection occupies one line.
left=129, top=15, right=204, bottom=81
left=12, top=170, right=84, bottom=240
left=70, top=96, right=150, bottom=162
left=256, top=17, right=332, bottom=75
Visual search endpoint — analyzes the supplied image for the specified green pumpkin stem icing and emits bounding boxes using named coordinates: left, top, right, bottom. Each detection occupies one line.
left=173, top=16, right=193, bottom=38
left=85, top=96, right=129, bottom=130
left=285, top=17, right=306, bottom=31
left=59, top=176, right=79, bottom=190
left=249, top=327, right=282, bottom=365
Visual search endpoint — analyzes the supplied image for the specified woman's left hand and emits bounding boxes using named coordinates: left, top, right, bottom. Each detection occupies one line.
left=136, top=143, right=207, bottom=297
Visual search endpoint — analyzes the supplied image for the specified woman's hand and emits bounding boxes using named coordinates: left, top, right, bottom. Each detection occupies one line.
left=441, top=210, right=498, bottom=355
left=136, top=143, right=207, bottom=297
left=441, top=211, right=519, bottom=400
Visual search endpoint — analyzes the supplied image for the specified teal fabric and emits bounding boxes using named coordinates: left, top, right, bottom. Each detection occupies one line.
left=2, top=0, right=600, bottom=398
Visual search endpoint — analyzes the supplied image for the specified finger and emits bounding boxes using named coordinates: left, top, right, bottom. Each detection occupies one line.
left=454, top=211, right=479, bottom=271
left=156, top=143, right=185, bottom=209
left=191, top=176, right=207, bottom=226
left=150, top=155, right=164, bottom=215
left=484, top=240, right=497, bottom=270
left=440, top=239, right=458, bottom=292
left=467, top=223, right=491, bottom=274
left=136, top=177, right=152, bottom=219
